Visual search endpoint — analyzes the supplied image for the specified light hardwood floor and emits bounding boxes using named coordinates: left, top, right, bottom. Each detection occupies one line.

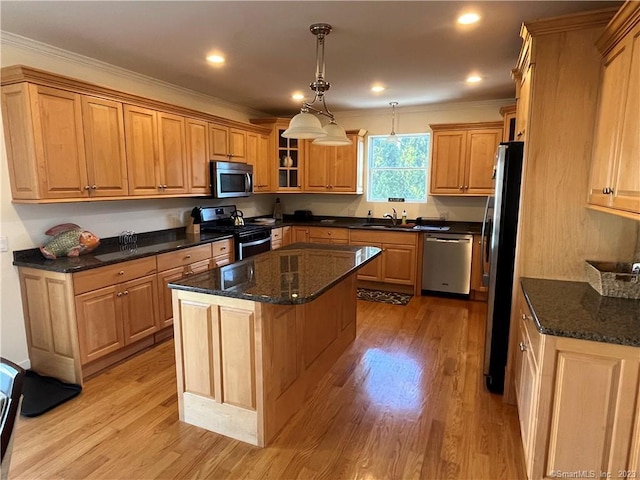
left=9, top=295, right=526, bottom=479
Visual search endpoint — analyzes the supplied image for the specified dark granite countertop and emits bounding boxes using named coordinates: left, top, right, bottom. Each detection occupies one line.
left=12, top=228, right=233, bottom=273
left=168, top=243, right=382, bottom=305
left=248, top=215, right=483, bottom=235
left=520, top=277, right=640, bottom=347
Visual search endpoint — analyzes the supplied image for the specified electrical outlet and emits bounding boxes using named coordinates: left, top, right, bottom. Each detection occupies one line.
left=0, top=236, right=8, bottom=252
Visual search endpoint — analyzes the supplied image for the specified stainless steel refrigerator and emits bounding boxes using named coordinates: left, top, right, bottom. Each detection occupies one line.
left=482, top=141, right=524, bottom=394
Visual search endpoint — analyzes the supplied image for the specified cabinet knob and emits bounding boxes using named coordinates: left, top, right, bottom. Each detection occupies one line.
left=158, top=185, right=163, bottom=189
left=221, top=247, right=226, bottom=251
left=521, top=313, right=527, bottom=321
left=118, top=270, right=124, bottom=275
left=84, top=185, right=90, bottom=190
left=326, top=185, right=330, bottom=189
left=123, top=290, right=129, bottom=295
left=185, top=254, right=191, bottom=259
left=459, top=186, right=464, bottom=190
left=91, top=185, right=97, bottom=190
left=608, top=188, right=614, bottom=194
left=516, top=131, right=524, bottom=138
left=117, top=292, right=123, bottom=297
left=519, top=341, right=527, bottom=352
left=464, top=185, right=468, bottom=190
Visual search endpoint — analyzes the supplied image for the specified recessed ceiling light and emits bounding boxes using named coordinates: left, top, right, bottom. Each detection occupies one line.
left=371, top=85, right=385, bottom=93
left=292, top=92, right=305, bottom=101
left=458, top=13, right=481, bottom=25
left=206, top=54, right=225, bottom=64
left=466, top=75, right=482, bottom=83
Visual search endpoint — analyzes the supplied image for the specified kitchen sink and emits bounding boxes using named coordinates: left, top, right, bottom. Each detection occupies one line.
left=358, top=223, right=395, bottom=229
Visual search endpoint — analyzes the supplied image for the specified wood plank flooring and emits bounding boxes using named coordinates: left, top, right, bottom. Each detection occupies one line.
left=9, top=295, right=526, bottom=479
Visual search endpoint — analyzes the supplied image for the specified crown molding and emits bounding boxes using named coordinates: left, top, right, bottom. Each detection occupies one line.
left=0, top=31, right=269, bottom=119
left=335, top=98, right=514, bottom=118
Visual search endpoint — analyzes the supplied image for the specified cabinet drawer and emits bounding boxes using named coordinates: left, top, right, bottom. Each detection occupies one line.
left=271, top=227, right=283, bottom=241
left=211, top=238, right=233, bottom=258
left=308, top=227, right=349, bottom=241
left=349, top=229, right=417, bottom=246
left=520, top=300, right=541, bottom=366
left=73, top=256, right=157, bottom=295
left=157, top=244, right=211, bottom=271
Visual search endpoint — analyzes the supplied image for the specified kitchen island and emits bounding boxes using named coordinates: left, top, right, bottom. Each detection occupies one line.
left=168, top=243, right=381, bottom=446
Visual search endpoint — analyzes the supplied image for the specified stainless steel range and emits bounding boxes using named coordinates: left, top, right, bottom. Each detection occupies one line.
left=191, top=205, right=271, bottom=260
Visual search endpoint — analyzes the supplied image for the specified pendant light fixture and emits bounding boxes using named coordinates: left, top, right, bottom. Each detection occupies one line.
left=386, top=102, right=400, bottom=144
left=282, top=23, right=351, bottom=146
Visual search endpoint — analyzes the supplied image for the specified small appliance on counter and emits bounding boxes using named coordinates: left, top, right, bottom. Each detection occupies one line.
left=293, top=210, right=313, bottom=221
left=191, top=205, right=270, bottom=260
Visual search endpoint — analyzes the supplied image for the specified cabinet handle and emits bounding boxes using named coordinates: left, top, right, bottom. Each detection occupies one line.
left=91, top=185, right=97, bottom=190
left=464, top=185, right=468, bottom=190
left=516, top=131, right=524, bottom=138
left=84, top=185, right=90, bottom=191
left=158, top=185, right=163, bottom=190
left=608, top=188, right=614, bottom=194
left=519, top=341, right=527, bottom=352
left=185, top=254, right=191, bottom=259
left=118, top=270, right=125, bottom=275
left=459, top=186, right=464, bottom=190
left=123, top=290, right=129, bottom=295
left=220, top=247, right=226, bottom=251
left=117, top=292, right=123, bottom=297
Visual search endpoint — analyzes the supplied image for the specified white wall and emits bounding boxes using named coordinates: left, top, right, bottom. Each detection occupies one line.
left=0, top=34, right=512, bottom=367
left=279, top=100, right=512, bottom=221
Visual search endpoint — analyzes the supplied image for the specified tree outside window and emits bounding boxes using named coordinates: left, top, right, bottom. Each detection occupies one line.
left=367, top=134, right=430, bottom=202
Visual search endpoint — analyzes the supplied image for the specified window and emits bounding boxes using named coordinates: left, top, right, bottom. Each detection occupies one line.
left=367, top=134, right=430, bottom=202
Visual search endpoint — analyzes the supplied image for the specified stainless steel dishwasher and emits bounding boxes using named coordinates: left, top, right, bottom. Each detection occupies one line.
left=421, top=233, right=473, bottom=295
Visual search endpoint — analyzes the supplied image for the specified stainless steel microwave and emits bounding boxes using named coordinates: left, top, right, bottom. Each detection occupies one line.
left=210, top=161, right=253, bottom=198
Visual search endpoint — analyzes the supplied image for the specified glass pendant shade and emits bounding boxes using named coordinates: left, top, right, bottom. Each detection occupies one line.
left=312, top=121, right=352, bottom=146
left=386, top=132, right=400, bottom=144
left=386, top=101, right=400, bottom=144
left=282, top=111, right=326, bottom=139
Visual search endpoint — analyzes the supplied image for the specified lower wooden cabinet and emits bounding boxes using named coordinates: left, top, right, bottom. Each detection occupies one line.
left=308, top=227, right=349, bottom=245
left=291, top=226, right=310, bottom=243
left=271, top=226, right=291, bottom=250
left=349, top=229, right=419, bottom=294
left=514, top=287, right=640, bottom=480
left=17, top=238, right=235, bottom=385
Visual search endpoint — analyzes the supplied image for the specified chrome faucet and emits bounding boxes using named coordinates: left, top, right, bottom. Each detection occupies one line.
left=383, top=208, right=398, bottom=226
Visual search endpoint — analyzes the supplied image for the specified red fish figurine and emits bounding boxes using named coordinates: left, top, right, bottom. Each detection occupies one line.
left=39, top=223, right=100, bottom=260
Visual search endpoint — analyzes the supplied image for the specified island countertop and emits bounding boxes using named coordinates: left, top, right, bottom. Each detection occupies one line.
left=168, top=243, right=382, bottom=305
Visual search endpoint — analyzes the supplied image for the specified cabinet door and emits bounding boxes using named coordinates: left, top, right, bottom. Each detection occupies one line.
left=611, top=24, right=640, bottom=214
left=157, top=112, right=188, bottom=194
left=228, top=128, right=247, bottom=163
left=124, top=105, right=159, bottom=195
left=589, top=39, right=631, bottom=208
left=157, top=266, right=184, bottom=329
left=332, top=138, right=358, bottom=192
left=209, top=123, right=229, bottom=161
left=515, top=64, right=532, bottom=142
left=186, top=118, right=210, bottom=194
left=349, top=240, right=383, bottom=281
left=282, top=226, right=292, bottom=246
left=247, top=132, right=272, bottom=192
left=465, top=129, right=501, bottom=194
left=29, top=85, right=88, bottom=198
left=81, top=96, right=128, bottom=196
left=381, top=244, right=416, bottom=285
left=292, top=227, right=309, bottom=243
left=430, top=131, right=466, bottom=194
left=122, top=274, right=159, bottom=344
left=304, top=141, right=331, bottom=191
left=515, top=321, right=537, bottom=476
left=75, top=285, right=124, bottom=364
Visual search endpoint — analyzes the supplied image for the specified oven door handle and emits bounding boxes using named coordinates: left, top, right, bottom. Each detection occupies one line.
left=240, top=236, right=271, bottom=248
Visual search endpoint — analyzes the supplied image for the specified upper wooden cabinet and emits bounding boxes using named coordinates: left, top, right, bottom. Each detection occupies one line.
left=429, top=122, right=503, bottom=196
left=124, top=106, right=188, bottom=196
left=209, top=123, right=247, bottom=163
left=588, top=3, right=640, bottom=219
left=246, top=131, right=272, bottom=192
left=0, top=66, right=270, bottom=203
left=303, top=131, right=365, bottom=193
left=500, top=104, right=517, bottom=142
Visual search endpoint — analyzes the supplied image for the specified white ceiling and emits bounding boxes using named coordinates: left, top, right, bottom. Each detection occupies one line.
left=0, top=1, right=620, bottom=116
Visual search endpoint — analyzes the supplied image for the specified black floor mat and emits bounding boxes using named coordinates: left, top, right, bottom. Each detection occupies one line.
left=20, top=370, right=82, bottom=417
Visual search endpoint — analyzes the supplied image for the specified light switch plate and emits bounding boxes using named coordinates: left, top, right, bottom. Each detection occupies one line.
left=0, top=236, right=8, bottom=252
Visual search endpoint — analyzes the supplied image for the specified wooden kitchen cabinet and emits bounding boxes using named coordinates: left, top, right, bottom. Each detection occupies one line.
left=470, top=234, right=489, bottom=301
left=500, top=104, right=517, bottom=142
left=125, top=106, right=188, bottom=195
left=209, top=123, right=247, bottom=163
left=210, top=238, right=234, bottom=267
left=307, top=227, right=349, bottom=245
left=349, top=229, right=418, bottom=294
left=73, top=257, right=159, bottom=365
left=1, top=81, right=138, bottom=201
left=513, top=286, right=640, bottom=480
left=291, top=226, right=310, bottom=243
left=185, top=118, right=210, bottom=194
left=429, top=122, right=503, bottom=196
left=272, top=226, right=292, bottom=249
left=588, top=4, right=640, bottom=218
left=247, top=131, right=272, bottom=192
left=303, top=130, right=365, bottom=193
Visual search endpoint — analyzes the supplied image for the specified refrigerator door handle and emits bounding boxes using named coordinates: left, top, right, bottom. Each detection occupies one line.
left=481, top=196, right=491, bottom=286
